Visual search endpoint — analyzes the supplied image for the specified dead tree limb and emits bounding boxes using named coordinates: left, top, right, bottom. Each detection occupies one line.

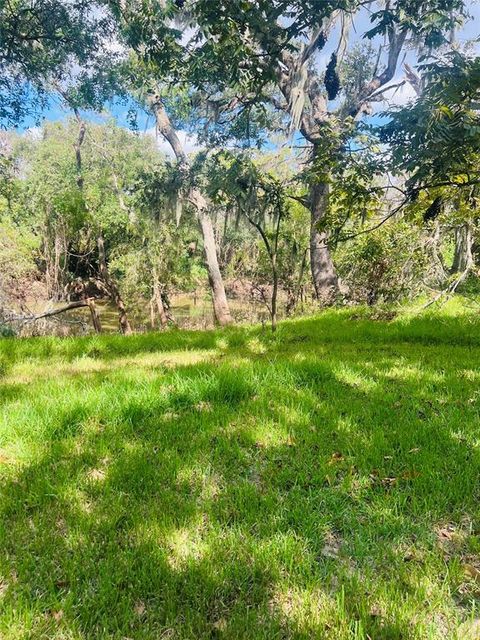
left=8, top=298, right=102, bottom=333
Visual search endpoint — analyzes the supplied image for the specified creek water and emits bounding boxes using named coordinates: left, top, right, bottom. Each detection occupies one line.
left=45, top=293, right=280, bottom=335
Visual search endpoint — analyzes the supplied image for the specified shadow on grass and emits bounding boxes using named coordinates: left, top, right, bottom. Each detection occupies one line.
left=2, top=307, right=480, bottom=368
left=1, top=318, right=480, bottom=638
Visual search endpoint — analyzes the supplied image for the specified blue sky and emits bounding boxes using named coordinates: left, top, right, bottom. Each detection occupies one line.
left=16, top=1, right=480, bottom=154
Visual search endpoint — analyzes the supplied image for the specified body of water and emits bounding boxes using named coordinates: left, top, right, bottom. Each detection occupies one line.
left=30, top=293, right=281, bottom=335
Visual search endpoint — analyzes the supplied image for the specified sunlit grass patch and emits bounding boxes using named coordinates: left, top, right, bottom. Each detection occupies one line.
left=6, top=348, right=218, bottom=385
left=334, top=363, right=379, bottom=392
left=0, top=308, right=480, bottom=638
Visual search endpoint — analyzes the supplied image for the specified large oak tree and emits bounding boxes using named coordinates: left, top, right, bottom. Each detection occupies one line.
left=139, top=0, right=465, bottom=303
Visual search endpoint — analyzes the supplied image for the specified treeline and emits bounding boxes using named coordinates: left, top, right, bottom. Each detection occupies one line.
left=0, top=122, right=313, bottom=333
left=0, top=116, right=476, bottom=335
left=0, top=0, right=479, bottom=334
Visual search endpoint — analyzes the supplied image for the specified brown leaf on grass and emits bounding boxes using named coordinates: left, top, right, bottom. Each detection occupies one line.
left=369, top=603, right=383, bottom=618
left=436, top=523, right=457, bottom=542
left=134, top=601, right=146, bottom=616
left=464, top=564, right=480, bottom=582
left=321, top=531, right=342, bottom=558
left=327, top=452, right=344, bottom=465
left=212, top=618, right=227, bottom=631
left=401, top=470, right=421, bottom=480
left=194, top=401, right=212, bottom=412
left=0, top=579, right=8, bottom=597
left=403, top=549, right=415, bottom=562
left=52, top=610, right=63, bottom=622
left=87, top=468, right=105, bottom=482
left=56, top=518, right=68, bottom=535
left=435, top=521, right=473, bottom=564
left=381, top=477, right=397, bottom=487
left=55, top=579, right=68, bottom=589
left=370, top=468, right=420, bottom=488
left=321, top=543, right=340, bottom=558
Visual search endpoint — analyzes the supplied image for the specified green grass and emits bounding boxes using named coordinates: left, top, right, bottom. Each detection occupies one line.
left=1, top=305, right=480, bottom=639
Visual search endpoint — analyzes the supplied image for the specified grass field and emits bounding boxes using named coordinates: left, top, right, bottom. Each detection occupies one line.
left=0, top=305, right=480, bottom=639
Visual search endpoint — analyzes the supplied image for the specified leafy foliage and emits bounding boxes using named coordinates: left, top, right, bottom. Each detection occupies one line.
left=336, top=220, right=428, bottom=304
left=0, top=0, right=116, bottom=125
left=382, top=51, right=480, bottom=192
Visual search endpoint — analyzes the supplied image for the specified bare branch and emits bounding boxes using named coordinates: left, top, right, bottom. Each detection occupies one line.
left=404, top=62, right=422, bottom=96
left=286, top=193, right=310, bottom=208
left=146, top=93, right=188, bottom=165
left=364, top=79, right=406, bottom=102
left=9, top=300, right=91, bottom=322
left=300, top=27, right=327, bottom=65
left=351, top=28, right=408, bottom=116
left=420, top=262, right=474, bottom=310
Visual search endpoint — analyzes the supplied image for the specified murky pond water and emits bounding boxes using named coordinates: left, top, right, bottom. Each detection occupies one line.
left=38, top=293, right=282, bottom=335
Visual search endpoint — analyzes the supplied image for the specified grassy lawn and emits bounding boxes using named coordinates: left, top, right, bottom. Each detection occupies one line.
left=0, top=306, right=480, bottom=639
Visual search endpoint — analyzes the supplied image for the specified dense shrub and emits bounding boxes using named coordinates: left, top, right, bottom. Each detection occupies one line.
left=335, top=221, right=428, bottom=304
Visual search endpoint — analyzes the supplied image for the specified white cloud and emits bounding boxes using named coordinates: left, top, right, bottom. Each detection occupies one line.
left=384, top=80, right=417, bottom=107
left=23, top=126, right=43, bottom=140
left=143, top=126, right=202, bottom=157
left=369, top=74, right=418, bottom=113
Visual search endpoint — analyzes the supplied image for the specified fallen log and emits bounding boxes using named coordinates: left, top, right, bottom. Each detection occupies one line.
left=8, top=298, right=102, bottom=333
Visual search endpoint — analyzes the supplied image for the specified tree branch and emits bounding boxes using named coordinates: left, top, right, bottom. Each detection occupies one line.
left=147, top=93, right=188, bottom=165
left=351, top=28, right=408, bottom=116
left=9, top=300, right=92, bottom=322
left=364, top=79, right=406, bottom=102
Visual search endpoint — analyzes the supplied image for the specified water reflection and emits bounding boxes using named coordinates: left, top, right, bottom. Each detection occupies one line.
left=38, top=293, right=283, bottom=335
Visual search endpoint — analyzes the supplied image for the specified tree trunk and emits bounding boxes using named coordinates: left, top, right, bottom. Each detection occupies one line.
left=287, top=248, right=308, bottom=315
left=271, top=261, right=278, bottom=332
left=426, top=221, right=448, bottom=284
left=150, top=298, right=155, bottom=328
left=68, top=109, right=132, bottom=334
left=149, top=97, right=232, bottom=326
left=197, top=202, right=233, bottom=326
left=309, top=177, right=339, bottom=305
left=86, top=298, right=102, bottom=333
left=53, top=229, right=63, bottom=301
left=452, top=223, right=474, bottom=274
left=44, top=230, right=53, bottom=300
left=152, top=269, right=169, bottom=329
left=97, top=234, right=132, bottom=334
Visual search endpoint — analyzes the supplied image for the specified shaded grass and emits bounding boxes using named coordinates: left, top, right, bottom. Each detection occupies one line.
left=0, top=305, right=480, bottom=638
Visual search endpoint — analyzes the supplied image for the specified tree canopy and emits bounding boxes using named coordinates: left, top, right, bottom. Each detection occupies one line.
left=0, top=0, right=478, bottom=335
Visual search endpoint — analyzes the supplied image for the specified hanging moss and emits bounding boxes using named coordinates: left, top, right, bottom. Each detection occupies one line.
left=423, top=196, right=443, bottom=222
left=316, top=32, right=326, bottom=50
left=324, top=53, right=341, bottom=101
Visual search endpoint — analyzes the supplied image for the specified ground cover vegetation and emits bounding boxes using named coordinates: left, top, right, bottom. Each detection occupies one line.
left=0, top=306, right=480, bottom=639
left=1, top=1, right=480, bottom=638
